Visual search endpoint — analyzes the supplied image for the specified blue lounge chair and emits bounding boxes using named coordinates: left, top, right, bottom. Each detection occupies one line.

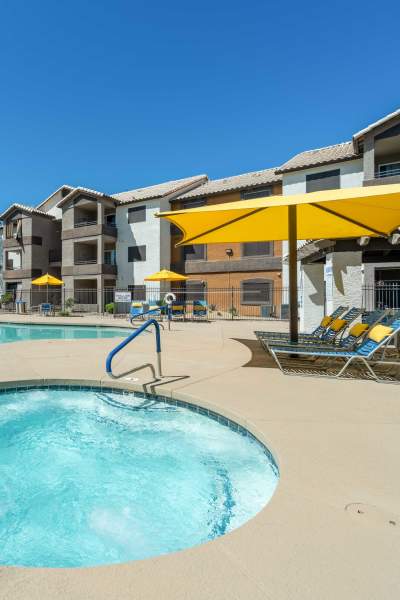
left=40, top=303, right=53, bottom=316
left=171, top=303, right=185, bottom=319
left=260, top=307, right=362, bottom=353
left=193, top=300, right=208, bottom=318
left=129, top=302, right=161, bottom=324
left=270, top=319, right=400, bottom=381
left=255, top=305, right=348, bottom=344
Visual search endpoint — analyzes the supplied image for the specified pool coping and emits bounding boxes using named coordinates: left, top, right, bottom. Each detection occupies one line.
left=0, top=377, right=280, bottom=476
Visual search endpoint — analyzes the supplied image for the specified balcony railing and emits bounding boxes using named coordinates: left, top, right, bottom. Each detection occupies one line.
left=74, top=219, right=98, bottom=228
left=74, top=258, right=97, bottom=265
left=375, top=167, right=400, bottom=178
left=49, top=249, right=61, bottom=263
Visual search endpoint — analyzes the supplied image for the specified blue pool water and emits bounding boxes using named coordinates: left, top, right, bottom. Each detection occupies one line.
left=0, top=387, right=278, bottom=568
left=0, top=322, right=129, bottom=344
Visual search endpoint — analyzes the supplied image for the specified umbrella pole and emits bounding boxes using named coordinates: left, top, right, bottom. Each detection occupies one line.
left=288, top=205, right=298, bottom=344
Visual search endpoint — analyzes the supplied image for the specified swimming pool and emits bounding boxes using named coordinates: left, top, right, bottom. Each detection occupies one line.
left=0, top=322, right=129, bottom=344
left=0, top=386, right=278, bottom=568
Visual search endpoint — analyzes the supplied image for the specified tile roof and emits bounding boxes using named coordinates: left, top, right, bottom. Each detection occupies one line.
left=275, top=141, right=359, bottom=174
left=353, top=108, right=400, bottom=139
left=56, top=186, right=116, bottom=208
left=176, top=168, right=281, bottom=200
left=113, top=175, right=208, bottom=204
left=0, top=203, right=55, bottom=221
left=36, top=184, right=74, bottom=209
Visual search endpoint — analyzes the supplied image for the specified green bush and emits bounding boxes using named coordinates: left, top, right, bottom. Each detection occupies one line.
left=58, top=310, right=71, bottom=317
left=0, top=292, right=14, bottom=305
left=105, top=302, right=115, bottom=314
left=65, top=297, right=75, bottom=310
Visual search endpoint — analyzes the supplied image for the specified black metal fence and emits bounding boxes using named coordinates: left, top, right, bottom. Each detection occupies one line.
left=2, top=283, right=400, bottom=319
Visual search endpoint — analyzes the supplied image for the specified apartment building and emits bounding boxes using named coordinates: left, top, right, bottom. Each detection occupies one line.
left=113, top=175, right=208, bottom=299
left=277, top=108, right=400, bottom=330
left=170, top=168, right=283, bottom=317
left=0, top=176, right=209, bottom=310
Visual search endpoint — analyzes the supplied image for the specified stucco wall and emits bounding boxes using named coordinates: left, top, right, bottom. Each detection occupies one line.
left=281, top=158, right=364, bottom=288
left=116, top=198, right=170, bottom=291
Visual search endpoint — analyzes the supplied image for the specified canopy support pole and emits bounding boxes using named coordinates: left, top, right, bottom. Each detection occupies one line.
left=288, top=205, right=298, bottom=344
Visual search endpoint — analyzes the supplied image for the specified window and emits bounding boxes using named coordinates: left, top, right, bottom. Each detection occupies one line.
left=181, top=198, right=206, bottom=209
left=241, top=187, right=272, bottom=200
left=128, top=285, right=146, bottom=301
left=128, top=245, right=146, bottom=262
left=378, top=162, right=400, bottom=178
left=5, top=219, right=21, bottom=239
left=241, top=279, right=273, bottom=305
left=5, top=250, right=22, bottom=270
left=242, top=242, right=273, bottom=257
left=128, top=206, right=146, bottom=224
left=106, top=213, right=116, bottom=226
left=183, top=244, right=206, bottom=261
left=306, top=169, right=340, bottom=193
left=185, top=280, right=206, bottom=302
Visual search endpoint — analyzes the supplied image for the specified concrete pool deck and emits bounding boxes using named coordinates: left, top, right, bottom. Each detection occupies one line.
left=0, top=315, right=399, bottom=599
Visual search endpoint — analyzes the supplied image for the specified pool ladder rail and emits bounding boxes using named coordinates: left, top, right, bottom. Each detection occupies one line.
left=106, top=319, right=162, bottom=378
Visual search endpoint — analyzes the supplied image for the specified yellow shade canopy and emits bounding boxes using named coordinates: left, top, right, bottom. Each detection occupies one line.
left=157, top=184, right=400, bottom=245
left=31, top=274, right=64, bottom=286
left=157, top=184, right=400, bottom=343
left=144, top=269, right=187, bottom=282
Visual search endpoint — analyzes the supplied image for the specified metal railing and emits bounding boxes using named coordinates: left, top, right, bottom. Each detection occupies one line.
left=362, top=283, right=400, bottom=311
left=74, top=219, right=98, bottom=228
left=74, top=258, right=98, bottom=265
left=375, top=167, right=400, bottom=178
left=106, top=319, right=162, bottom=377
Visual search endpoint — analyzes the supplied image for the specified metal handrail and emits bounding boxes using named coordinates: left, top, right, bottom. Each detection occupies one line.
left=105, top=318, right=162, bottom=378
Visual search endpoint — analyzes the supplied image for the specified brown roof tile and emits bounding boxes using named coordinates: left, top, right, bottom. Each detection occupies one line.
left=276, top=142, right=359, bottom=174
left=176, top=168, right=281, bottom=200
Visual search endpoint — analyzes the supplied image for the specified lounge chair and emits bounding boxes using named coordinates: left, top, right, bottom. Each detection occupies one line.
left=260, top=307, right=362, bottom=353
left=255, top=305, right=348, bottom=345
left=129, top=302, right=161, bottom=324
left=266, top=308, right=389, bottom=351
left=270, top=319, right=400, bottom=381
left=171, top=303, right=185, bottom=319
left=40, top=303, right=54, bottom=316
left=193, top=300, right=208, bottom=318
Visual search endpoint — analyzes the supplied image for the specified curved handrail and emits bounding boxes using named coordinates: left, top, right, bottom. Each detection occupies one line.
left=106, top=319, right=162, bottom=378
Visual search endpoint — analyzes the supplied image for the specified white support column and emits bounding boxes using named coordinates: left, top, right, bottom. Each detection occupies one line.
left=300, top=263, right=325, bottom=332
left=325, top=251, right=362, bottom=314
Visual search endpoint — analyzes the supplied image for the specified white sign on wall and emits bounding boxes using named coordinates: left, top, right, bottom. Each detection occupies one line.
left=114, top=291, right=131, bottom=303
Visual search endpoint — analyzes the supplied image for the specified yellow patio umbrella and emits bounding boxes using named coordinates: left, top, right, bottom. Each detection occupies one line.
left=32, top=273, right=64, bottom=303
left=157, top=184, right=400, bottom=342
left=144, top=269, right=187, bottom=282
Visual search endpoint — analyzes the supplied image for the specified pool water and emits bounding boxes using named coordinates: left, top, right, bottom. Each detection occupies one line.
left=0, top=388, right=278, bottom=568
left=0, top=322, right=129, bottom=344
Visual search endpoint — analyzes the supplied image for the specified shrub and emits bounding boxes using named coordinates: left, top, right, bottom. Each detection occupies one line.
left=0, top=292, right=14, bottom=306
left=58, top=310, right=71, bottom=317
left=65, top=297, right=75, bottom=310
left=105, top=302, right=115, bottom=314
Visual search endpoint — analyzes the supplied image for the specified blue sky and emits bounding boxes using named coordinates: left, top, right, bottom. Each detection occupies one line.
left=0, top=0, right=399, bottom=211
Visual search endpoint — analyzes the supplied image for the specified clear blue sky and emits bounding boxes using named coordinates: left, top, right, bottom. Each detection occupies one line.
left=0, top=0, right=399, bottom=211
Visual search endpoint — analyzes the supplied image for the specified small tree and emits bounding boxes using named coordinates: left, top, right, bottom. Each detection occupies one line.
left=65, top=297, right=75, bottom=311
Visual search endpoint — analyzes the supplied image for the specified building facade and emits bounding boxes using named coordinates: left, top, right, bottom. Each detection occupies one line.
left=277, top=108, right=400, bottom=330
left=170, top=169, right=283, bottom=317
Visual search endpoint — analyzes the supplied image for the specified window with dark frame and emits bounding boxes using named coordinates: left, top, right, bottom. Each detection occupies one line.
left=306, top=169, right=340, bottom=193
left=242, top=242, right=273, bottom=257
left=183, top=244, right=206, bottom=261
left=241, top=279, right=274, bottom=305
left=128, top=245, right=146, bottom=262
left=128, top=206, right=146, bottom=224
left=241, top=187, right=272, bottom=200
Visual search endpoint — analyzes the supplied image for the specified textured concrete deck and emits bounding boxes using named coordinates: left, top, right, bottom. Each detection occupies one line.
left=0, top=315, right=399, bottom=599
